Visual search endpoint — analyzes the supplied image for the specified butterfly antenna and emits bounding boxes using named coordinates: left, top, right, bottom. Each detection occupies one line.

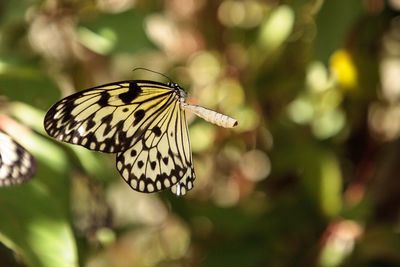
left=132, top=67, right=173, bottom=83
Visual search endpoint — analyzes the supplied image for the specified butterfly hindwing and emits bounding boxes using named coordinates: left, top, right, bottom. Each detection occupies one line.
left=44, top=81, right=174, bottom=153
left=116, top=97, right=195, bottom=194
left=170, top=109, right=195, bottom=195
left=0, top=131, right=36, bottom=187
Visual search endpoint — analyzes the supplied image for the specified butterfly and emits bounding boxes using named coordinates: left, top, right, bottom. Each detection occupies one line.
left=0, top=130, right=37, bottom=187
left=44, top=70, right=237, bottom=196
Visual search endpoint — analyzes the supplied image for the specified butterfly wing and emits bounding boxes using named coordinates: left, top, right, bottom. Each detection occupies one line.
left=170, top=109, right=195, bottom=196
left=44, top=81, right=174, bottom=153
left=45, top=80, right=196, bottom=195
left=0, top=131, right=36, bottom=186
left=116, top=96, right=195, bottom=194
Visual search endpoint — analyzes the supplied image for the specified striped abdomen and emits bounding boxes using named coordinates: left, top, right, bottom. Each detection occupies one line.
left=182, top=104, right=238, bottom=128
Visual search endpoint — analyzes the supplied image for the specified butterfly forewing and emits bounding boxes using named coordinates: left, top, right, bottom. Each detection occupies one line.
left=0, top=131, right=36, bottom=186
left=44, top=81, right=174, bottom=153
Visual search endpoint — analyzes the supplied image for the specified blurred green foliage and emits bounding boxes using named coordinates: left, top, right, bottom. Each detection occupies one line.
left=1, top=0, right=400, bottom=266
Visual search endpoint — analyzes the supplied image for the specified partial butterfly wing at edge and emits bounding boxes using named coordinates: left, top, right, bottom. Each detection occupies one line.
left=0, top=131, right=36, bottom=187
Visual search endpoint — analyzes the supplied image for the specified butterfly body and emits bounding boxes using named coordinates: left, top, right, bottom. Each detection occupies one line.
left=44, top=78, right=236, bottom=196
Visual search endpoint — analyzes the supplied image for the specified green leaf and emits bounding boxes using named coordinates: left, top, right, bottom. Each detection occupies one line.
left=0, top=182, right=77, bottom=267
left=0, top=129, right=77, bottom=267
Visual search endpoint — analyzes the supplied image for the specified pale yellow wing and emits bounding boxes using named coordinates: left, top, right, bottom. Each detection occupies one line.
left=116, top=97, right=195, bottom=195
left=44, top=80, right=174, bottom=153
left=170, top=109, right=195, bottom=196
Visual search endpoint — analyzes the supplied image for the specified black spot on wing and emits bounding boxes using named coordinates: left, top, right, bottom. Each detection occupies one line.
left=119, top=82, right=142, bottom=104
left=138, top=160, right=144, bottom=168
left=163, top=157, right=169, bottom=165
left=86, top=118, right=96, bottom=131
left=130, top=149, right=137, bottom=157
left=101, top=114, right=112, bottom=124
left=104, top=125, right=112, bottom=136
left=61, top=112, right=72, bottom=124
left=152, top=126, right=161, bottom=137
left=98, top=92, right=110, bottom=107
left=150, top=161, right=156, bottom=170
left=101, top=114, right=113, bottom=135
left=134, top=109, right=145, bottom=125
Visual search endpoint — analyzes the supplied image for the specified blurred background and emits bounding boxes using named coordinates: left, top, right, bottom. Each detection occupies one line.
left=0, top=0, right=400, bottom=266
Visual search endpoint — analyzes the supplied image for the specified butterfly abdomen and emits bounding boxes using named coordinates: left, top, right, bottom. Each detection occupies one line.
left=182, top=104, right=238, bottom=128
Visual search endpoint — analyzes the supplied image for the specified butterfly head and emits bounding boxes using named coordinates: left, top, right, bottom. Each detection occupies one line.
left=169, top=82, right=187, bottom=104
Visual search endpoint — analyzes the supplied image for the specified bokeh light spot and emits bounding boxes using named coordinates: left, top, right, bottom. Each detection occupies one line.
left=330, top=49, right=358, bottom=89
left=240, top=150, right=270, bottom=182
